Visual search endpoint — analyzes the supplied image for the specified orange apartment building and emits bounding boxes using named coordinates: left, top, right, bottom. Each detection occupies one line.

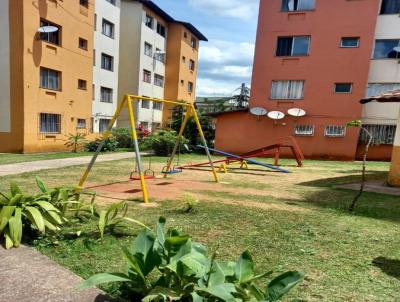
left=214, top=0, right=400, bottom=161
left=0, top=0, right=94, bottom=153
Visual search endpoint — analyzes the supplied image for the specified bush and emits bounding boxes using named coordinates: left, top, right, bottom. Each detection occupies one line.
left=143, top=130, right=188, bottom=156
left=85, top=137, right=118, bottom=152
left=111, top=128, right=133, bottom=149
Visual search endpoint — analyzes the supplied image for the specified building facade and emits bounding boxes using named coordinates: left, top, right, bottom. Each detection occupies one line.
left=93, top=0, right=121, bottom=133
left=214, top=0, right=400, bottom=161
left=0, top=0, right=94, bottom=153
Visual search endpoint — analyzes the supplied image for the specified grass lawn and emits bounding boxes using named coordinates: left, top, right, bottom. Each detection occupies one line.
left=1, top=155, right=399, bottom=301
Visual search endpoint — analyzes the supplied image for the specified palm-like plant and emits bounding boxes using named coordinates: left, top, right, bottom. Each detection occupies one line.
left=64, top=133, right=87, bottom=153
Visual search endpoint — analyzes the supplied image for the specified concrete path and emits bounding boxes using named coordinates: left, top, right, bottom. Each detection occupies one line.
left=0, top=152, right=135, bottom=176
left=337, top=180, right=400, bottom=196
left=0, top=245, right=114, bottom=302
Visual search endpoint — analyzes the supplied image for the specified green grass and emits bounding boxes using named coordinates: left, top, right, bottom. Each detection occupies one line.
left=1, top=156, right=399, bottom=301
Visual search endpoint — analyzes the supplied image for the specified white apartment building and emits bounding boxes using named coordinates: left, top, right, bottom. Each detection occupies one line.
left=93, top=0, right=121, bottom=133
left=118, top=0, right=169, bottom=130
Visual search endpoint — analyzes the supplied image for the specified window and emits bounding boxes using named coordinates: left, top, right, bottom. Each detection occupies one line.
left=101, top=53, right=114, bottom=71
left=157, top=23, right=166, bottom=37
left=99, top=119, right=110, bottom=133
left=380, top=0, right=400, bottom=14
left=40, top=113, right=61, bottom=134
left=153, top=102, right=162, bottom=110
left=373, top=40, right=400, bottom=59
left=94, top=14, right=97, bottom=31
left=271, top=80, right=304, bottom=99
left=181, top=80, right=184, bottom=86
left=189, top=59, right=195, bottom=71
left=140, top=121, right=149, bottom=129
left=182, top=56, right=186, bottom=63
left=145, top=15, right=154, bottom=29
left=40, top=67, right=61, bottom=91
left=359, top=124, right=397, bottom=145
left=79, top=37, right=88, bottom=50
left=325, top=126, right=346, bottom=137
left=154, top=48, right=165, bottom=62
left=93, top=49, right=96, bottom=66
left=366, top=83, right=400, bottom=97
left=276, top=36, right=310, bottom=56
left=78, top=79, right=87, bottom=90
left=144, top=42, right=152, bottom=57
left=39, top=20, right=60, bottom=45
left=294, top=125, right=314, bottom=136
left=334, top=83, right=352, bottom=93
left=184, top=32, right=188, bottom=38
left=80, top=0, right=88, bottom=8
left=102, top=19, right=114, bottom=38
left=92, top=84, right=95, bottom=100
left=105, top=0, right=116, bottom=5
left=143, top=70, right=151, bottom=83
left=100, top=87, right=113, bottom=103
left=281, top=0, right=315, bottom=11
left=188, top=81, right=194, bottom=93
left=77, top=118, right=86, bottom=129
left=154, top=74, right=164, bottom=87
left=141, top=100, right=150, bottom=109
left=341, top=37, right=359, bottom=48
left=191, top=37, right=197, bottom=49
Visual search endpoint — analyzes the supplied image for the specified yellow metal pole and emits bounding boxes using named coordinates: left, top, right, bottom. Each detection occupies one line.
left=77, top=96, right=128, bottom=190
left=127, top=96, right=149, bottom=203
left=191, top=105, right=219, bottom=183
left=163, top=107, right=192, bottom=178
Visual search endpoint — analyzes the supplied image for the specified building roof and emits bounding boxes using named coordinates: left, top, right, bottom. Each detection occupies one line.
left=360, top=89, right=400, bottom=104
left=136, top=0, right=208, bottom=41
left=204, top=108, right=249, bottom=117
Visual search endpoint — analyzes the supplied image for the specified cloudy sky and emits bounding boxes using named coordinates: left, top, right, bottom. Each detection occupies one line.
left=152, top=0, right=259, bottom=96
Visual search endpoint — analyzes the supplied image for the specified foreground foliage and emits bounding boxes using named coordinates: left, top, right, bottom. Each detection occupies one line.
left=80, top=217, right=303, bottom=301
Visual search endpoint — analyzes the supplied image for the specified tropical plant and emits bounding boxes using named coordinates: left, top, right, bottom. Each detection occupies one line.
left=79, top=217, right=304, bottom=301
left=143, top=130, right=189, bottom=156
left=112, top=128, right=133, bottom=149
left=0, top=178, right=73, bottom=249
left=180, top=194, right=199, bottom=213
left=85, top=137, right=119, bottom=152
left=64, top=133, right=88, bottom=153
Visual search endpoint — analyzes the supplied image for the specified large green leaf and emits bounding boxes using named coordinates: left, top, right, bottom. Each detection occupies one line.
left=235, top=251, right=254, bottom=283
left=98, top=210, right=107, bottom=239
left=122, top=247, right=146, bottom=282
left=196, top=283, right=237, bottom=302
left=267, top=271, right=304, bottom=301
left=77, top=273, right=132, bottom=289
left=0, top=206, right=16, bottom=233
left=33, top=201, right=60, bottom=214
left=4, top=229, right=14, bottom=249
left=10, top=182, right=22, bottom=197
left=24, top=206, right=45, bottom=233
left=35, top=177, right=48, bottom=193
left=8, top=208, right=22, bottom=247
left=207, top=261, right=226, bottom=287
left=157, top=216, right=166, bottom=245
left=8, top=194, right=23, bottom=206
left=123, top=217, right=150, bottom=231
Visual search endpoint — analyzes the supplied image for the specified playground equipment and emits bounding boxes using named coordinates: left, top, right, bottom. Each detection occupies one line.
left=77, top=95, right=219, bottom=203
left=180, top=137, right=304, bottom=173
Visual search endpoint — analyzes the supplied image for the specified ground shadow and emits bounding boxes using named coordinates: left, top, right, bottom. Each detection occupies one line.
left=373, top=257, right=400, bottom=280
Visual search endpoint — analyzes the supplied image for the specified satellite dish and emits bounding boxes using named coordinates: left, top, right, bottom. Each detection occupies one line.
left=38, top=26, right=58, bottom=33
left=393, top=46, right=400, bottom=52
left=250, top=107, right=267, bottom=116
left=268, top=111, right=285, bottom=120
left=288, top=108, right=306, bottom=117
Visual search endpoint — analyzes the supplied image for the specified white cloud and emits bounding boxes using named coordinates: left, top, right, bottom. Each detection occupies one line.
left=188, top=0, right=259, bottom=20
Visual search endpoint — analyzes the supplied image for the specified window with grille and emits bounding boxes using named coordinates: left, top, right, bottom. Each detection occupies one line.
left=101, top=53, right=114, bottom=71
left=294, top=125, right=314, bottom=136
left=188, top=81, right=194, bottom=93
left=100, top=87, right=113, bottom=103
left=154, top=74, right=164, bottom=87
left=144, top=42, right=152, bottom=57
left=77, top=118, right=86, bottom=129
left=40, top=20, right=61, bottom=45
left=143, top=70, right=151, bottom=83
left=325, top=125, right=346, bottom=137
left=271, top=80, right=304, bottom=99
left=102, top=19, right=114, bottom=38
left=153, top=102, right=162, bottom=110
left=359, top=124, right=397, bottom=145
left=99, top=119, right=110, bottom=133
left=40, top=113, right=61, bottom=134
left=141, top=100, right=150, bottom=109
left=40, top=67, right=61, bottom=91
left=281, top=0, right=315, bottom=11
left=373, top=40, right=400, bottom=59
left=276, top=36, right=310, bottom=56
left=366, top=83, right=400, bottom=97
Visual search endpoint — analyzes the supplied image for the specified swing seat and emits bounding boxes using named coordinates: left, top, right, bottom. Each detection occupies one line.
left=130, top=169, right=155, bottom=180
left=161, top=165, right=183, bottom=175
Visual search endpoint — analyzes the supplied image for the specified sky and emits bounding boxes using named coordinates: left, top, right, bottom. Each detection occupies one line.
left=152, top=0, right=260, bottom=96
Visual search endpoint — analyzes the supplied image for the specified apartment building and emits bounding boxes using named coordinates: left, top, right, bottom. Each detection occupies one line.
left=93, top=0, right=121, bottom=133
left=214, top=0, right=400, bottom=161
left=118, top=0, right=206, bottom=131
left=0, top=0, right=94, bottom=153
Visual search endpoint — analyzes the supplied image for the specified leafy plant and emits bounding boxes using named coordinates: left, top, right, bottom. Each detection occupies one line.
left=143, top=130, right=189, bottom=156
left=180, top=194, right=199, bottom=213
left=64, top=133, right=88, bottom=153
left=0, top=178, right=71, bottom=249
left=112, top=128, right=134, bottom=149
left=85, top=137, right=119, bottom=152
left=79, top=217, right=304, bottom=301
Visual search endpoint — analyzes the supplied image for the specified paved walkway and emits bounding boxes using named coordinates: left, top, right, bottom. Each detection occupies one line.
left=337, top=180, right=400, bottom=196
left=0, top=152, right=135, bottom=176
left=0, top=245, right=114, bottom=302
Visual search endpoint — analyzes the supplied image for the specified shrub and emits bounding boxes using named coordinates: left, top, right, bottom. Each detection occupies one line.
left=111, top=128, right=133, bottom=149
left=79, top=217, right=304, bottom=301
left=64, top=133, right=88, bottom=153
left=143, top=130, right=188, bottom=156
left=85, top=137, right=118, bottom=152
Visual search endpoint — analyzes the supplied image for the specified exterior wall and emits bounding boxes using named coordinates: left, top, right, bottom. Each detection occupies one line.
left=215, top=0, right=380, bottom=160
left=93, top=0, right=121, bottom=133
left=22, top=0, right=94, bottom=152
left=0, top=0, right=11, bottom=133
left=388, top=108, right=400, bottom=186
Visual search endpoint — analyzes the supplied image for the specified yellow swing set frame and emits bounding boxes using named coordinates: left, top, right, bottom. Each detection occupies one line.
left=77, top=95, right=220, bottom=203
